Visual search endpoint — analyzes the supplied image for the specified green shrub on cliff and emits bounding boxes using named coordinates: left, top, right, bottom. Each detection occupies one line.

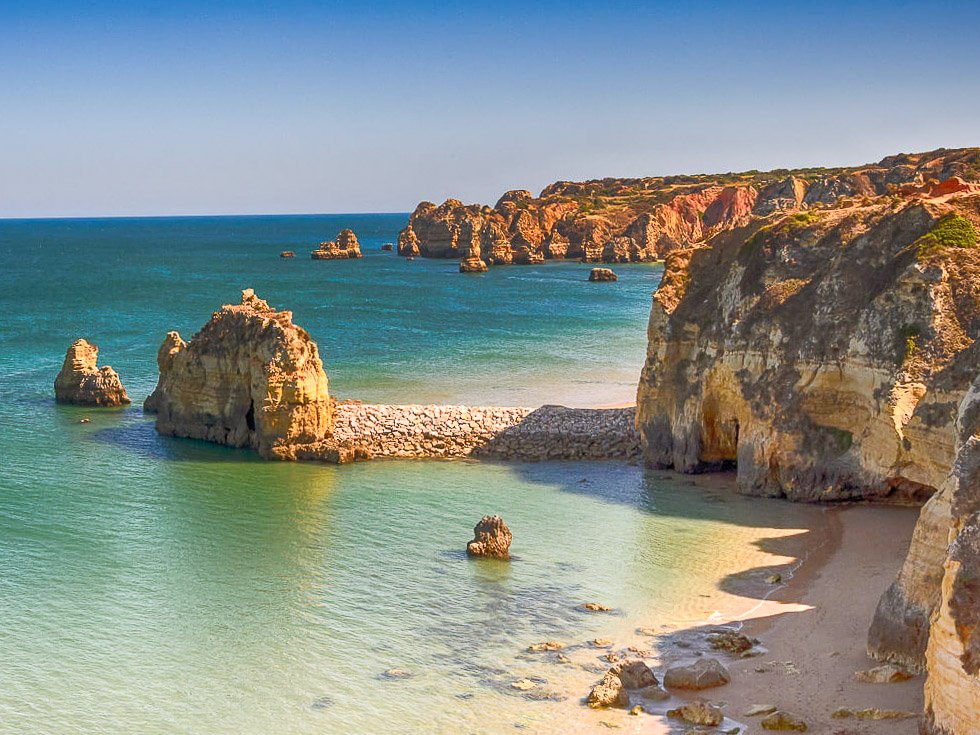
left=914, top=214, right=978, bottom=259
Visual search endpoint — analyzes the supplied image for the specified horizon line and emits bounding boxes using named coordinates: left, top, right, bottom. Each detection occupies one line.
left=0, top=210, right=414, bottom=223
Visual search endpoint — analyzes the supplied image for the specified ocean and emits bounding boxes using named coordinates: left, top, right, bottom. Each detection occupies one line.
left=0, top=214, right=826, bottom=734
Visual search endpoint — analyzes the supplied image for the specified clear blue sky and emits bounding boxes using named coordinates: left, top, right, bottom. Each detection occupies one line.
left=1, top=0, right=978, bottom=217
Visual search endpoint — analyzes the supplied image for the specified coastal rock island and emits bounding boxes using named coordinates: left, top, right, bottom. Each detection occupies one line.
left=54, top=339, right=131, bottom=406
left=144, top=289, right=336, bottom=459
left=311, top=228, right=362, bottom=260
left=398, top=147, right=980, bottom=267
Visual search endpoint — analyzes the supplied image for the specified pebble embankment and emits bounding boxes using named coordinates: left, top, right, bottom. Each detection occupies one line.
left=332, top=403, right=640, bottom=461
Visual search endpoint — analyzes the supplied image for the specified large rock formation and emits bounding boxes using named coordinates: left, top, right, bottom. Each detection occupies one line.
left=311, top=228, right=362, bottom=259
left=144, top=289, right=335, bottom=459
left=636, top=185, right=980, bottom=502
left=54, top=339, right=131, bottom=406
left=399, top=148, right=980, bottom=268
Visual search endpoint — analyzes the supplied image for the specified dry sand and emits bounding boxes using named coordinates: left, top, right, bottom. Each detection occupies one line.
left=709, top=504, right=923, bottom=733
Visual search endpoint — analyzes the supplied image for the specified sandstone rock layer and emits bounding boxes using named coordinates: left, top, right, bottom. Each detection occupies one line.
left=145, top=289, right=333, bottom=459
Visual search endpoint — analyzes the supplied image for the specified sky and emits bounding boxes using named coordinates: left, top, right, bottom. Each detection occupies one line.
left=1, top=0, right=979, bottom=218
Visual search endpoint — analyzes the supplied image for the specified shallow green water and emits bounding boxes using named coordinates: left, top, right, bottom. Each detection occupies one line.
left=0, top=215, right=825, bottom=733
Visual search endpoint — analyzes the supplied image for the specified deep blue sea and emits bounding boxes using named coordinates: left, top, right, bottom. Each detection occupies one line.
left=0, top=214, right=824, bottom=734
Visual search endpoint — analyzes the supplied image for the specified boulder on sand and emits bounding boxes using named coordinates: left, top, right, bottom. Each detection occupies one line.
left=663, top=658, right=731, bottom=689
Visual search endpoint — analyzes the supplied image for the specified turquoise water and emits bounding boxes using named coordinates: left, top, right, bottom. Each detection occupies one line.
left=0, top=215, right=825, bottom=734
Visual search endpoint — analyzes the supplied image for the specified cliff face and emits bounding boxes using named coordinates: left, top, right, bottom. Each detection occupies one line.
left=144, top=289, right=333, bottom=459
left=54, top=339, right=130, bottom=406
left=636, top=184, right=980, bottom=502
left=399, top=148, right=980, bottom=267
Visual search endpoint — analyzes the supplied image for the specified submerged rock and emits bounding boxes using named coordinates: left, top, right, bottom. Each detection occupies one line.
left=54, top=339, right=130, bottom=407
left=466, top=515, right=512, bottom=559
left=663, top=658, right=731, bottom=689
left=582, top=602, right=614, bottom=612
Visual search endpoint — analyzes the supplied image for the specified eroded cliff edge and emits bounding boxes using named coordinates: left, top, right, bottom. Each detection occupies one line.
left=398, top=147, right=980, bottom=267
left=635, top=180, right=980, bottom=729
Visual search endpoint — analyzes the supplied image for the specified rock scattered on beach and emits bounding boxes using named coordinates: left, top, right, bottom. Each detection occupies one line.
left=528, top=641, right=564, bottom=652
left=668, top=700, right=724, bottom=726
left=635, top=684, right=669, bottom=701
left=766, top=573, right=782, bottom=584
left=466, top=515, right=512, bottom=559
left=663, top=658, right=731, bottom=689
left=610, top=660, right=657, bottom=689
left=707, top=631, right=755, bottom=654
left=582, top=602, right=613, bottom=612
left=629, top=705, right=644, bottom=716
left=745, top=704, right=778, bottom=716
left=832, top=707, right=918, bottom=720
left=760, top=711, right=808, bottom=731
left=636, top=627, right=658, bottom=636
left=54, top=339, right=131, bottom=407
left=853, top=663, right=913, bottom=683
left=588, top=267, right=618, bottom=282
left=587, top=672, right=629, bottom=709
left=589, top=638, right=613, bottom=648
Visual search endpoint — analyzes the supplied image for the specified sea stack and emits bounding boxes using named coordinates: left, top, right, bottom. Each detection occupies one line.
left=311, top=228, right=362, bottom=259
left=144, top=289, right=334, bottom=459
left=54, top=339, right=130, bottom=406
left=466, top=515, right=512, bottom=559
left=588, top=267, right=617, bottom=282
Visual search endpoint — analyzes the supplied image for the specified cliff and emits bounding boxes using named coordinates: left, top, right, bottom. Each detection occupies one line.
left=54, top=339, right=130, bottom=406
left=635, top=182, right=980, bottom=502
left=398, top=147, right=980, bottom=267
left=144, top=289, right=335, bottom=459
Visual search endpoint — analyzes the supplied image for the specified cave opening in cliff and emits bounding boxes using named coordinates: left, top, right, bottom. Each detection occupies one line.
left=245, top=400, right=256, bottom=432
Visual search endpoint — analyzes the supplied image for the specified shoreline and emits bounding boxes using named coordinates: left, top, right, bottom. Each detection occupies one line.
left=670, top=503, right=923, bottom=733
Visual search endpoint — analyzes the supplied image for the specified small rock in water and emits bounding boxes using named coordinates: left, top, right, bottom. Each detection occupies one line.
left=603, top=652, right=621, bottom=663
left=556, top=654, right=572, bottom=664
left=761, top=711, right=808, bottom=731
left=663, top=658, right=731, bottom=690
left=582, top=602, right=614, bottom=612
left=79, top=417, right=92, bottom=424
left=745, top=704, right=778, bottom=716
left=528, top=640, right=563, bottom=652
left=588, top=267, right=618, bottom=282
left=636, top=627, right=658, bottom=636
left=853, top=663, right=913, bottom=683
left=510, top=678, right=536, bottom=691
left=629, top=705, right=644, bottom=716
left=381, top=243, right=393, bottom=251
left=590, top=638, right=613, bottom=648
left=766, top=573, right=782, bottom=584
left=466, top=515, right=512, bottom=559
left=379, top=668, right=413, bottom=680
left=279, top=250, right=295, bottom=258
left=667, top=700, right=724, bottom=726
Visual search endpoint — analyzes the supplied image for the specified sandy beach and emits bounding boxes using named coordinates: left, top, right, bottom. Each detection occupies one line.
left=674, top=503, right=924, bottom=733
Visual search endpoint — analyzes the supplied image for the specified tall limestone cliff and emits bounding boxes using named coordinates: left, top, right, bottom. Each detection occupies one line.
left=144, top=289, right=334, bottom=459
left=399, top=148, right=980, bottom=268
left=635, top=181, right=979, bottom=501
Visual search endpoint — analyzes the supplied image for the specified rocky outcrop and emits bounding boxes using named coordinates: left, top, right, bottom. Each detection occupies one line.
left=311, top=229, right=362, bottom=259
left=588, top=268, right=617, bottom=282
left=54, top=339, right=130, bottom=406
left=466, top=515, right=512, bottom=559
left=279, top=251, right=295, bottom=258
left=144, top=289, right=334, bottom=459
left=636, top=188, right=980, bottom=502
left=399, top=148, right=980, bottom=268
